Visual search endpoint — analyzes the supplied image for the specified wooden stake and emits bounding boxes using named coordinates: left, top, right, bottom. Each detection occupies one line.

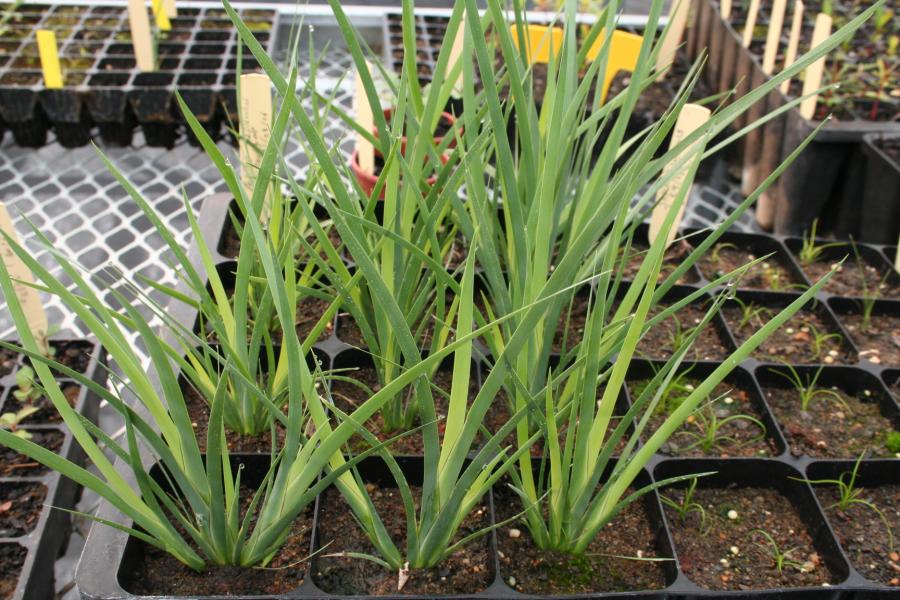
left=649, top=103, right=711, bottom=248
left=239, top=73, right=273, bottom=217
left=656, top=0, right=691, bottom=81
left=762, top=0, right=788, bottom=75
left=780, top=1, right=805, bottom=94
left=0, top=203, right=48, bottom=356
left=800, top=13, right=832, bottom=120
left=355, top=62, right=375, bottom=174
left=152, top=0, right=171, bottom=31
left=895, top=231, right=900, bottom=273
left=448, top=11, right=465, bottom=95
left=163, top=0, right=176, bottom=18
left=127, top=0, right=154, bottom=71
left=722, top=0, right=732, bottom=20
left=741, top=0, right=761, bottom=48
left=36, top=30, right=62, bottom=89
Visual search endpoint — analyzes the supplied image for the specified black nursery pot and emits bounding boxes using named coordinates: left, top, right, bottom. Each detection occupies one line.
left=859, top=134, right=900, bottom=245
left=0, top=338, right=106, bottom=600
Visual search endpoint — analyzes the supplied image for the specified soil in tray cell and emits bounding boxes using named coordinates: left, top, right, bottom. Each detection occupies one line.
left=628, top=378, right=778, bottom=458
left=0, top=544, right=26, bottom=600
left=619, top=239, right=700, bottom=284
left=636, top=301, right=732, bottom=362
left=723, top=305, right=853, bottom=364
left=663, top=485, right=838, bottom=590
left=797, top=257, right=900, bottom=299
left=313, top=485, right=492, bottom=595
left=698, top=244, right=807, bottom=292
left=840, top=311, right=900, bottom=368
left=0, top=348, right=17, bottom=376
left=0, top=429, right=63, bottom=477
left=814, top=482, right=900, bottom=587
left=328, top=367, right=478, bottom=455
left=0, top=482, right=47, bottom=538
left=494, top=485, right=669, bottom=594
left=124, top=493, right=313, bottom=596
left=1, top=382, right=81, bottom=425
left=220, top=216, right=343, bottom=260
left=762, top=377, right=898, bottom=458
left=46, top=340, right=94, bottom=374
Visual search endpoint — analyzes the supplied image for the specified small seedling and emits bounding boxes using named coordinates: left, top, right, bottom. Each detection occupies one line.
left=709, top=242, right=737, bottom=265
left=660, top=477, right=707, bottom=531
left=668, top=314, right=701, bottom=353
left=807, top=323, right=842, bottom=360
left=797, top=220, right=843, bottom=266
left=0, top=406, right=39, bottom=439
left=799, top=454, right=895, bottom=551
left=678, top=404, right=767, bottom=454
left=769, top=364, right=850, bottom=413
left=851, top=241, right=890, bottom=332
left=753, top=529, right=803, bottom=574
left=886, top=430, right=900, bottom=454
left=652, top=368, right=697, bottom=416
left=13, top=366, right=42, bottom=403
left=732, top=298, right=771, bottom=330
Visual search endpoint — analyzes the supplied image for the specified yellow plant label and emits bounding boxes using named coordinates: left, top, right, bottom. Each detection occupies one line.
left=239, top=73, right=273, bottom=218
left=36, top=30, right=62, bottom=89
left=763, top=0, right=788, bottom=74
left=800, top=13, right=832, bottom=120
left=780, top=1, right=805, bottom=93
left=152, top=0, right=171, bottom=31
left=742, top=0, right=761, bottom=48
left=0, top=203, right=48, bottom=355
left=510, top=23, right=563, bottom=65
left=127, top=0, right=154, bottom=71
left=355, top=62, right=375, bottom=173
left=655, top=0, right=690, bottom=81
left=649, top=103, right=711, bottom=248
left=722, top=0, right=732, bottom=20
left=586, top=29, right=643, bottom=103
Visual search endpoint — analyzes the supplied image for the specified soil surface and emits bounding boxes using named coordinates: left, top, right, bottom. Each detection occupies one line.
left=47, top=341, right=94, bottom=374
left=763, top=384, right=898, bottom=458
left=124, top=493, right=313, bottom=596
left=0, top=543, right=26, bottom=600
left=0, top=349, right=17, bottom=377
left=798, top=258, right=900, bottom=298
left=0, top=482, right=46, bottom=538
left=328, top=367, right=479, bottom=454
left=220, top=217, right=343, bottom=261
left=628, top=379, right=777, bottom=458
left=723, top=307, right=853, bottom=365
left=495, top=485, right=669, bottom=594
left=2, top=383, right=81, bottom=425
left=183, top=383, right=284, bottom=453
left=313, top=484, right=492, bottom=595
left=840, top=312, right=900, bottom=368
left=816, top=483, right=900, bottom=587
left=698, top=245, right=806, bottom=292
left=636, top=302, right=732, bottom=362
left=621, top=240, right=700, bottom=284
left=0, top=430, right=63, bottom=476
left=664, top=485, right=838, bottom=590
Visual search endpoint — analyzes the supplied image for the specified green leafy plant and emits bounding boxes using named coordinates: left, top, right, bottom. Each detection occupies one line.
left=886, top=430, right=900, bottom=454
left=769, top=364, right=850, bottom=412
left=0, top=406, right=39, bottom=440
left=797, top=219, right=844, bottom=266
left=12, top=366, right=42, bottom=403
left=753, top=529, right=803, bottom=574
left=660, top=476, right=707, bottom=530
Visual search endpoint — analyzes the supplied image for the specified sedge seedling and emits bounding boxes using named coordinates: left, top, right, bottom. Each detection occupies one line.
left=769, top=364, right=850, bottom=413
left=677, top=404, right=767, bottom=455
left=660, top=476, right=708, bottom=531
left=753, top=529, right=804, bottom=574
left=797, top=220, right=844, bottom=267
left=807, top=322, right=843, bottom=360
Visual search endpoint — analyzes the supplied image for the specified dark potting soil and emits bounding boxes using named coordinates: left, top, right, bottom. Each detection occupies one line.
left=328, top=367, right=478, bottom=455
left=636, top=302, right=732, bottom=362
left=2, top=383, right=81, bottom=425
left=663, top=485, right=838, bottom=590
left=124, top=495, right=313, bottom=596
left=220, top=219, right=343, bottom=260
left=628, top=379, right=777, bottom=458
left=798, top=259, right=900, bottom=299
left=313, top=485, right=492, bottom=595
left=183, top=384, right=284, bottom=453
left=723, top=307, right=853, bottom=364
left=46, top=341, right=94, bottom=374
left=607, top=70, right=673, bottom=120
left=621, top=240, right=700, bottom=284
left=763, top=384, right=898, bottom=458
left=698, top=245, right=806, bottom=292
left=841, top=312, right=900, bottom=367
left=815, top=483, right=900, bottom=587
left=0, top=349, right=17, bottom=377
left=0, top=544, right=26, bottom=600
left=553, top=293, right=590, bottom=353
left=0, top=430, right=63, bottom=476
left=0, top=482, right=46, bottom=538
left=494, top=486, right=668, bottom=594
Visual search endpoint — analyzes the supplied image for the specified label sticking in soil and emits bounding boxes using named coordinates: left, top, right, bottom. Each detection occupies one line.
left=780, top=1, right=805, bottom=94
left=354, top=63, right=375, bottom=173
left=587, top=30, right=642, bottom=103
left=36, top=30, right=62, bottom=89
left=152, top=0, right=171, bottom=31
left=649, top=103, right=711, bottom=249
left=127, top=0, right=155, bottom=71
left=163, top=0, right=176, bottom=18
left=448, top=12, right=465, bottom=95
left=763, top=0, right=787, bottom=74
left=800, top=13, right=832, bottom=120
left=655, top=0, right=690, bottom=81
left=0, top=203, right=48, bottom=356
left=721, top=0, right=732, bottom=19
left=742, top=0, right=761, bottom=47
left=511, top=24, right=562, bottom=65
left=239, top=72, right=273, bottom=221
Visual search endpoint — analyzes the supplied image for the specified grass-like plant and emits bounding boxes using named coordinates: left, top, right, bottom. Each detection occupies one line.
left=660, top=476, right=707, bottom=530
left=676, top=404, right=767, bottom=454
left=807, top=322, right=843, bottom=360
left=797, top=219, right=844, bottom=266
left=753, top=529, right=803, bottom=574
left=731, top=297, right=772, bottom=330
left=769, top=364, right=850, bottom=412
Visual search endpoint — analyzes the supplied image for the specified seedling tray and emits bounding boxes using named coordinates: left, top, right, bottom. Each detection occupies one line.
left=0, top=3, right=278, bottom=148
left=0, top=338, right=106, bottom=600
